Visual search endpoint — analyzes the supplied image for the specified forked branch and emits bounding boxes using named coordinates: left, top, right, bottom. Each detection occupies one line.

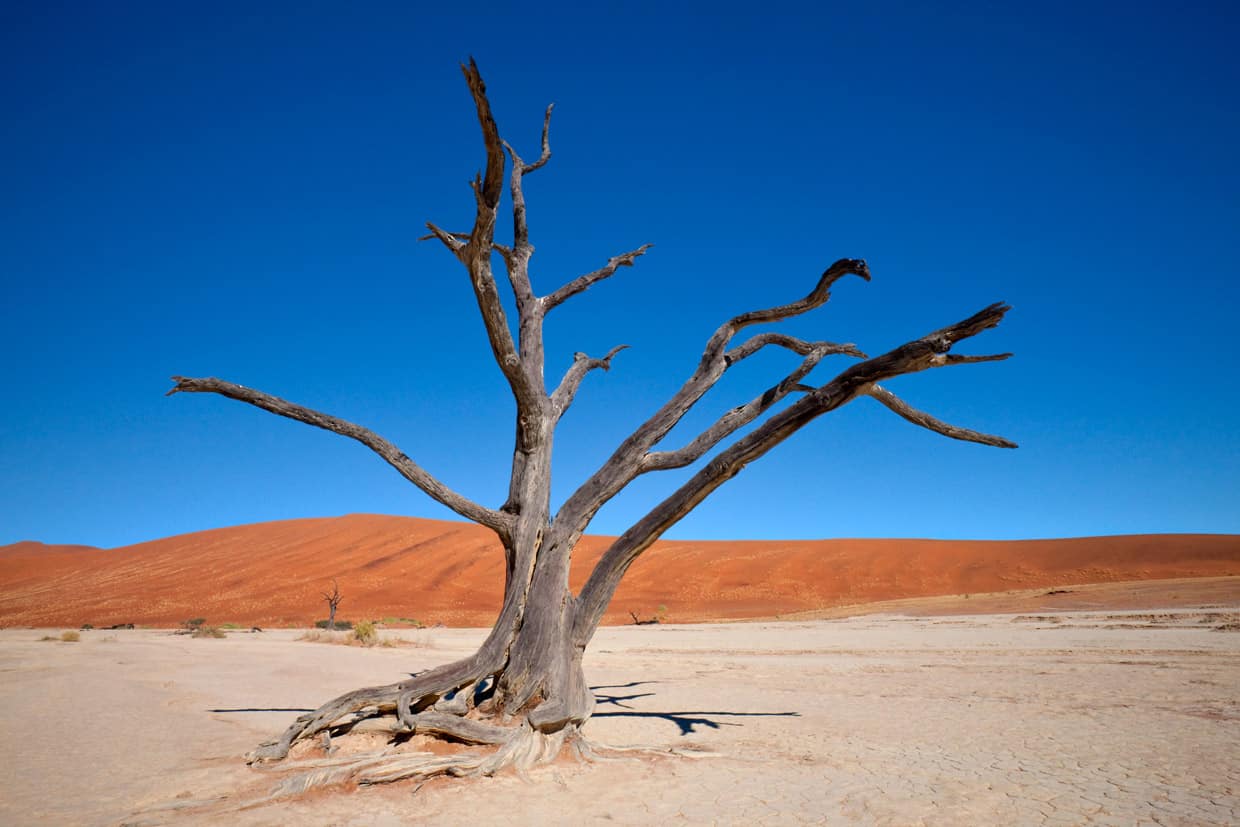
left=503, top=103, right=554, bottom=253
left=644, top=339, right=861, bottom=471
left=573, top=301, right=1013, bottom=641
left=553, top=258, right=872, bottom=537
left=166, top=376, right=511, bottom=535
left=551, top=345, right=629, bottom=416
left=457, top=59, right=544, bottom=411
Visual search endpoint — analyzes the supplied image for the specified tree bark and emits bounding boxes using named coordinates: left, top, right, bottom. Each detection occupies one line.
left=170, top=60, right=1016, bottom=792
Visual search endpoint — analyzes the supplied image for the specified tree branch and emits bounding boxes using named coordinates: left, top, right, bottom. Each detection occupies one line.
left=572, top=301, right=1013, bottom=642
left=499, top=104, right=553, bottom=314
left=643, top=340, right=855, bottom=471
left=166, top=376, right=512, bottom=536
left=725, top=332, right=866, bottom=364
left=551, top=258, right=872, bottom=542
left=458, top=59, right=543, bottom=411
left=503, top=103, right=553, bottom=252
left=422, top=222, right=467, bottom=256
left=550, top=345, right=629, bottom=417
left=542, top=244, right=653, bottom=313
left=864, top=383, right=1017, bottom=448
left=417, top=227, right=512, bottom=261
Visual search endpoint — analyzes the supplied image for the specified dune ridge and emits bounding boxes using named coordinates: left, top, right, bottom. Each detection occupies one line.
left=0, top=514, right=1237, bottom=628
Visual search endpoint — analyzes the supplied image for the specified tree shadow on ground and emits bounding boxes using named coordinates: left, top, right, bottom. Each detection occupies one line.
left=209, top=707, right=315, bottom=713
left=591, top=680, right=658, bottom=710
left=590, top=682, right=798, bottom=735
left=592, top=709, right=799, bottom=735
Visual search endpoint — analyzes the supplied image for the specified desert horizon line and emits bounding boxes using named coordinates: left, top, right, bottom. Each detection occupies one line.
left=7, top=511, right=1239, bottom=553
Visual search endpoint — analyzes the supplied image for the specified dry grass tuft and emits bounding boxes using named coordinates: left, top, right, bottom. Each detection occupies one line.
left=191, top=625, right=227, bottom=639
left=352, top=619, right=377, bottom=645
left=298, top=627, right=423, bottom=648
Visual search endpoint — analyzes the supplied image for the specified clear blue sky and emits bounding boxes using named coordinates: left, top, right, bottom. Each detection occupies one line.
left=3, top=2, right=1238, bottom=549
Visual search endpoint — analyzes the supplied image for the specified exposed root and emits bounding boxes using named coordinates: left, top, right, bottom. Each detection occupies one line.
left=396, top=710, right=512, bottom=745
left=249, top=658, right=492, bottom=763
left=249, top=720, right=572, bottom=803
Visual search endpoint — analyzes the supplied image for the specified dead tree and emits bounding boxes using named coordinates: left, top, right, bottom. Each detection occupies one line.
left=168, top=61, right=1015, bottom=789
left=321, top=580, right=342, bottom=630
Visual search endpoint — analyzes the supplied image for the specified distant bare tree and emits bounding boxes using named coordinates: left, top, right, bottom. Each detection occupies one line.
left=321, top=580, right=342, bottom=631
left=169, top=60, right=1015, bottom=789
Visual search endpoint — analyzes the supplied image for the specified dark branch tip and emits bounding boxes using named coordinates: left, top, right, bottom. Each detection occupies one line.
left=822, top=258, right=871, bottom=283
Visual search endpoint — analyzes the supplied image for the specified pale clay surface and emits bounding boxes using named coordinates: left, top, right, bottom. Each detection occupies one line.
left=1, top=611, right=1237, bottom=826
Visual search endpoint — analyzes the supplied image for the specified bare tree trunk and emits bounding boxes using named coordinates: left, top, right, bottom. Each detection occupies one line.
left=322, top=580, right=341, bottom=630
left=169, top=59, right=1016, bottom=793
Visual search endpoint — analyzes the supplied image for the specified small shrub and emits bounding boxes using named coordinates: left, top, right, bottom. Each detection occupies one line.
left=315, top=619, right=353, bottom=630
left=353, top=620, right=377, bottom=645
left=181, top=618, right=206, bottom=631
left=61, top=630, right=80, bottom=642
left=192, top=625, right=226, bottom=639
left=79, top=623, right=94, bottom=630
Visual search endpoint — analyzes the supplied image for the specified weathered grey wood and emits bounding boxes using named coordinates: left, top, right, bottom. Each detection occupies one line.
left=172, top=59, right=1016, bottom=788
left=402, top=711, right=513, bottom=745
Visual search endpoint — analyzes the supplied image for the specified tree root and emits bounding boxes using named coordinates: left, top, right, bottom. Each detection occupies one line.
left=130, top=715, right=704, bottom=822
left=251, top=720, right=572, bottom=802
left=248, top=658, right=490, bottom=763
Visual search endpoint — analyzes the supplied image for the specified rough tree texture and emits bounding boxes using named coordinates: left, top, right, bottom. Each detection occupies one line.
left=168, top=60, right=1015, bottom=793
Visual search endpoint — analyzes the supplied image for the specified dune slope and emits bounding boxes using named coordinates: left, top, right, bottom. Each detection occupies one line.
left=0, top=514, right=1237, bottom=627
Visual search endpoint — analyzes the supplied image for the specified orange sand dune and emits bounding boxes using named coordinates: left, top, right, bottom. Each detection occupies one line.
left=1, top=514, right=1237, bottom=628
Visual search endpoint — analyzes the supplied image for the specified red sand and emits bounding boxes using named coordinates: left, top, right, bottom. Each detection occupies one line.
left=1, top=514, right=1237, bottom=628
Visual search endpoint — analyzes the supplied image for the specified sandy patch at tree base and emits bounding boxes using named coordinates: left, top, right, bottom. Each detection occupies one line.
left=2, top=599, right=1238, bottom=825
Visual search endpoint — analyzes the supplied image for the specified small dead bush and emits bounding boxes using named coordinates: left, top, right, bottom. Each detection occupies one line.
left=60, top=630, right=80, bottom=642
left=192, top=625, right=226, bottom=639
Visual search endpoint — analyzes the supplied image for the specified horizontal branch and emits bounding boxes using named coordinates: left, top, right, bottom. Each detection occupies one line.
left=725, top=332, right=866, bottom=364
left=167, top=376, right=511, bottom=535
left=542, top=244, right=653, bottom=313
left=865, top=384, right=1017, bottom=448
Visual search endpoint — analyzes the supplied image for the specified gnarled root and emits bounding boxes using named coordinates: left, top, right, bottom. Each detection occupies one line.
left=248, top=657, right=491, bottom=764
left=256, top=721, right=574, bottom=802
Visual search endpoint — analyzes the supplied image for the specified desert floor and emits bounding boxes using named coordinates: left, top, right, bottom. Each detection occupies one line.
left=2, top=608, right=1238, bottom=826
